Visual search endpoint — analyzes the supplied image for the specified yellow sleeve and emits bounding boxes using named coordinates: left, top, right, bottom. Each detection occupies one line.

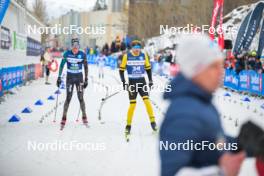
left=144, top=52, right=151, bottom=70
left=119, top=54, right=127, bottom=71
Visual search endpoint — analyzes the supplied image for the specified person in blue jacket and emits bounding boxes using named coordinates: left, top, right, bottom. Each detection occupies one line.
left=159, top=34, right=245, bottom=176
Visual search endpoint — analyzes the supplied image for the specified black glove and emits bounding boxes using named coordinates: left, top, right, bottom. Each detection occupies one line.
left=122, top=82, right=127, bottom=90
left=149, top=81, right=153, bottom=89
left=83, top=79, right=88, bottom=89
left=56, top=77, right=62, bottom=88
left=238, top=121, right=264, bottom=158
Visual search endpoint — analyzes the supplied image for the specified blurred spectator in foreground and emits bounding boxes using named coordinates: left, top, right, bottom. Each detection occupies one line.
left=160, top=34, right=245, bottom=176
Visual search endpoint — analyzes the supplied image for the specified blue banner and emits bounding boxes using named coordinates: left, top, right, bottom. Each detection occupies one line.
left=0, top=68, right=3, bottom=96
left=107, top=55, right=118, bottom=70
left=238, top=70, right=249, bottom=92
left=249, top=70, right=262, bottom=95
left=233, top=1, right=264, bottom=56
left=243, top=2, right=264, bottom=51
left=87, top=54, right=96, bottom=64
left=224, top=69, right=264, bottom=96
left=258, top=18, right=264, bottom=57
left=87, top=54, right=118, bottom=70
left=26, top=37, right=42, bottom=56
left=0, top=0, right=10, bottom=24
left=233, top=11, right=251, bottom=55
left=223, top=69, right=239, bottom=91
left=1, top=66, right=24, bottom=93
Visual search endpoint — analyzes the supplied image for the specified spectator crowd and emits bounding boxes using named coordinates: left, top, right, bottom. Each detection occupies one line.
left=225, top=50, right=264, bottom=74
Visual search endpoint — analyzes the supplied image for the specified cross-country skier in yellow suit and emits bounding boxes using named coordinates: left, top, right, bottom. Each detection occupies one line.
left=119, top=39, right=158, bottom=141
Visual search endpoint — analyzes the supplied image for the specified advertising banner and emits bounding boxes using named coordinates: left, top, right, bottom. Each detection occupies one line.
left=238, top=70, right=249, bottom=92
left=224, top=69, right=264, bottom=96
left=249, top=70, right=262, bottom=95
left=13, top=31, right=26, bottom=51
left=26, top=37, right=41, bottom=56
left=0, top=26, right=11, bottom=49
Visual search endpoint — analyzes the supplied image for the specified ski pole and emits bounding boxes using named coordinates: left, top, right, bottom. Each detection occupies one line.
left=76, top=108, right=81, bottom=122
left=53, top=88, right=60, bottom=123
left=98, top=90, right=121, bottom=121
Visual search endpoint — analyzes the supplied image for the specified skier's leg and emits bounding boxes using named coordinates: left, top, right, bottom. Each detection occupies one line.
left=45, top=65, right=50, bottom=84
left=98, top=66, right=101, bottom=78
left=99, top=66, right=103, bottom=78
left=76, top=82, right=87, bottom=119
left=125, top=81, right=138, bottom=134
left=142, top=96, right=155, bottom=123
left=102, top=66, right=104, bottom=78
left=139, top=80, right=157, bottom=131
left=127, top=99, right=136, bottom=126
left=62, top=81, right=74, bottom=119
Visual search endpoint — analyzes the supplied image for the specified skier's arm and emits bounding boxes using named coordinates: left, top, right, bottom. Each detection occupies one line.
left=83, top=55, right=88, bottom=81
left=119, top=54, right=127, bottom=83
left=145, top=53, right=153, bottom=82
left=58, top=58, right=66, bottom=77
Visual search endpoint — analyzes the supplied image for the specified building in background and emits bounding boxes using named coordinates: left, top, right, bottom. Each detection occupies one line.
left=49, top=0, right=128, bottom=49
left=0, top=0, right=45, bottom=67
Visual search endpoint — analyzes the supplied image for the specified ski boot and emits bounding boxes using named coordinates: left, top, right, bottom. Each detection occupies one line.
left=125, top=125, right=131, bottom=142
left=82, top=116, right=89, bottom=128
left=60, top=116, right=66, bottom=130
left=151, top=122, right=158, bottom=133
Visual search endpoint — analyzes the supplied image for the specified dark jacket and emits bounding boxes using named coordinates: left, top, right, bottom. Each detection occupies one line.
left=160, top=74, right=237, bottom=176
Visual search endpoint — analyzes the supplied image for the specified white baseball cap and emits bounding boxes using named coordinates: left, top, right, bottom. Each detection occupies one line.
left=176, top=34, right=224, bottom=78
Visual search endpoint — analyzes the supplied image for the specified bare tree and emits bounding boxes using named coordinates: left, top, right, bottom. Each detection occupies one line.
left=32, top=0, right=47, bottom=22
left=17, top=0, right=27, bottom=7
left=32, top=0, right=47, bottom=43
left=127, top=0, right=259, bottom=39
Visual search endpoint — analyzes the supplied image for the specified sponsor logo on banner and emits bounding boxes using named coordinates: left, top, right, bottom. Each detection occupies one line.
left=224, top=69, right=264, bottom=96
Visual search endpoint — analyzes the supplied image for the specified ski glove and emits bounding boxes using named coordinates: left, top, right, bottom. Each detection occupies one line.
left=56, top=77, right=62, bottom=88
left=83, top=79, right=88, bottom=89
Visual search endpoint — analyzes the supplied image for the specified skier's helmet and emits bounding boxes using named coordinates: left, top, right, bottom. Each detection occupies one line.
left=71, top=38, right=80, bottom=49
left=131, top=38, right=142, bottom=49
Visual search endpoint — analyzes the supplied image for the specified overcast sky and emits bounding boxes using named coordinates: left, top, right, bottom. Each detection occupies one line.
left=27, top=0, right=97, bottom=20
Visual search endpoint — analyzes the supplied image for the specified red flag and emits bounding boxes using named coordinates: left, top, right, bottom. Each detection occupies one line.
left=218, top=0, right=225, bottom=50
left=210, top=0, right=225, bottom=50
left=256, top=158, right=264, bottom=176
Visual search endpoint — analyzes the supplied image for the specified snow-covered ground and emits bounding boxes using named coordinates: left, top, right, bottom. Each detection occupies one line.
left=0, top=65, right=263, bottom=176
